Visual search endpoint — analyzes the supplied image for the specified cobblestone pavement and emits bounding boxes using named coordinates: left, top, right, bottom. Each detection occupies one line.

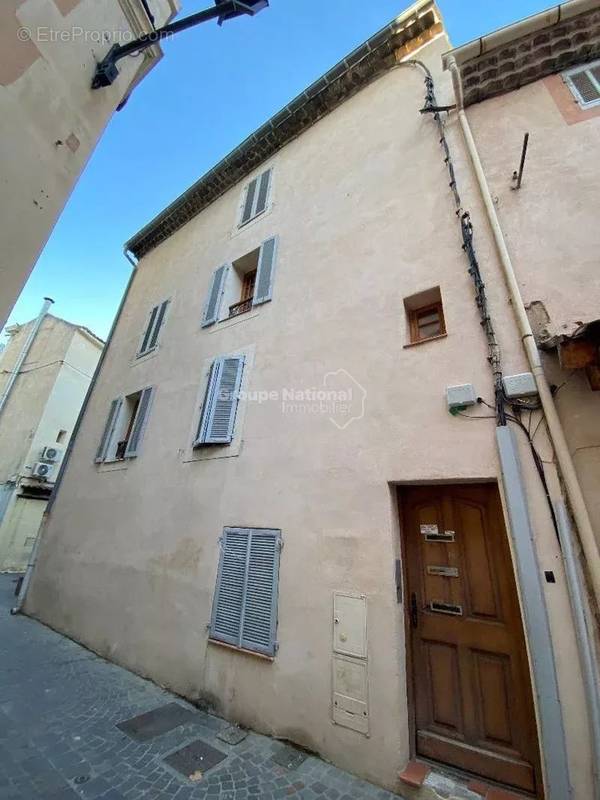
left=0, top=575, right=405, bottom=800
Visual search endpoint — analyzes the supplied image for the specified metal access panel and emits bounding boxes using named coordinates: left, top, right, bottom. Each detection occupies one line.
left=333, top=654, right=369, bottom=735
left=333, top=592, right=367, bottom=659
left=116, top=702, right=197, bottom=741
left=164, top=738, right=227, bottom=779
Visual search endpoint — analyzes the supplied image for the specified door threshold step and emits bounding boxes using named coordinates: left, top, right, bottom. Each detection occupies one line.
left=398, top=761, right=532, bottom=800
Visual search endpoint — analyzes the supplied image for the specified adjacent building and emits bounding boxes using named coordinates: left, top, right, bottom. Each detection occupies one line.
left=0, top=303, right=102, bottom=571
left=22, top=2, right=600, bottom=798
left=0, top=0, right=178, bottom=330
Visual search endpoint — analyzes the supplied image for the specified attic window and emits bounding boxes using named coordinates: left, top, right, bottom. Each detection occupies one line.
left=563, top=60, right=600, bottom=109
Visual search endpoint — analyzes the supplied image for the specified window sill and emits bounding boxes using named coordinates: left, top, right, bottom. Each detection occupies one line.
left=403, top=333, right=448, bottom=349
left=207, top=637, right=274, bottom=661
left=231, top=202, right=274, bottom=240
left=97, top=460, right=129, bottom=472
left=210, top=310, right=260, bottom=332
left=132, top=347, right=159, bottom=366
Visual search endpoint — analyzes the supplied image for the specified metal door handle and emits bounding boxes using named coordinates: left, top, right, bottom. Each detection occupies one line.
left=410, top=592, right=418, bottom=628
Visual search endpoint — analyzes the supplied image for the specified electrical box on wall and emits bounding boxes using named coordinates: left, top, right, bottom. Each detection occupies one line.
left=446, top=383, right=477, bottom=410
left=333, top=592, right=367, bottom=659
left=503, top=373, right=538, bottom=399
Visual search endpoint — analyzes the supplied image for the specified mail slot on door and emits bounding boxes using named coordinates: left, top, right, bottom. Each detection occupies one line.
left=430, top=600, right=463, bottom=616
left=427, top=565, right=459, bottom=578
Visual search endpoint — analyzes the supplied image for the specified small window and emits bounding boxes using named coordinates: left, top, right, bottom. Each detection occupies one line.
left=404, top=287, right=446, bottom=345
left=56, top=429, right=67, bottom=444
left=201, top=237, right=278, bottom=327
left=210, top=527, right=282, bottom=656
left=239, top=168, right=272, bottom=227
left=137, top=299, right=169, bottom=358
left=95, top=387, right=155, bottom=463
left=563, top=60, right=600, bottom=108
left=194, top=356, right=244, bottom=446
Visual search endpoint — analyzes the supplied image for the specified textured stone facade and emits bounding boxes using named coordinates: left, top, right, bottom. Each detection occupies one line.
left=460, top=7, right=600, bottom=106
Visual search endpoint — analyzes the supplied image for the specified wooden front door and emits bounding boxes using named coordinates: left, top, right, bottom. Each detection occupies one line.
left=402, top=484, right=541, bottom=796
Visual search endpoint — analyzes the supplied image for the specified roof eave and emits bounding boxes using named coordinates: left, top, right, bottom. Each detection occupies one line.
left=126, top=0, right=443, bottom=260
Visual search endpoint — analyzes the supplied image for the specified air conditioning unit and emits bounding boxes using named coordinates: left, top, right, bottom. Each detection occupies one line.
left=31, top=462, right=55, bottom=480
left=40, top=446, right=62, bottom=463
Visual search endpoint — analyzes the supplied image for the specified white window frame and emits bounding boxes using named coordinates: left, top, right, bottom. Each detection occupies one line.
left=238, top=168, right=273, bottom=228
left=563, top=59, right=600, bottom=109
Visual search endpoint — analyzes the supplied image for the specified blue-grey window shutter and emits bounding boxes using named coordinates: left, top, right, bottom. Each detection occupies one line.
left=210, top=527, right=281, bottom=656
left=124, top=387, right=154, bottom=458
left=139, top=304, right=158, bottom=355
left=254, top=169, right=271, bottom=216
left=240, top=177, right=258, bottom=225
left=253, top=236, right=278, bottom=306
left=196, top=356, right=244, bottom=445
left=95, top=397, right=123, bottom=463
left=210, top=528, right=250, bottom=646
left=202, top=265, right=228, bottom=328
left=147, top=300, right=168, bottom=351
left=240, top=529, right=281, bottom=656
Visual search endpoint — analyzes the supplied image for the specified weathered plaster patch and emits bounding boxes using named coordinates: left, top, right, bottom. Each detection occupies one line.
left=147, top=537, right=203, bottom=575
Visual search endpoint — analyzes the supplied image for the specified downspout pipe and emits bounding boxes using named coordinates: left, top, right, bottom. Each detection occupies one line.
left=446, top=55, right=600, bottom=608
left=0, top=297, right=54, bottom=418
left=12, top=254, right=138, bottom=615
left=555, top=501, right=600, bottom=797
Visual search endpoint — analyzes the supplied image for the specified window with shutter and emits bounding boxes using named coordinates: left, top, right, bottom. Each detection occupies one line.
left=239, top=168, right=272, bottom=227
left=210, top=527, right=282, bottom=656
left=138, top=300, right=169, bottom=357
left=95, top=387, right=155, bottom=464
left=194, top=356, right=244, bottom=446
left=564, top=60, right=600, bottom=108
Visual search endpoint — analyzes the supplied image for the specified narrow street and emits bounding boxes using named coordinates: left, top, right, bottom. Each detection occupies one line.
left=0, top=575, right=402, bottom=800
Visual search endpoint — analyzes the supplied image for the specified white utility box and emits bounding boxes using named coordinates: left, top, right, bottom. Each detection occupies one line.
left=446, top=383, right=477, bottom=410
left=503, top=373, right=538, bottom=399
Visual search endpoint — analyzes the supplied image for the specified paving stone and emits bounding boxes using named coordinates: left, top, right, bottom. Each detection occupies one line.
left=0, top=574, right=406, bottom=800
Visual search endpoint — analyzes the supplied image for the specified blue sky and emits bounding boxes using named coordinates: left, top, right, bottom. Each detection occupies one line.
left=5, top=0, right=555, bottom=340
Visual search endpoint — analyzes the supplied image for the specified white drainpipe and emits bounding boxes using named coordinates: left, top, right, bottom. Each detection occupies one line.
left=0, top=297, right=54, bottom=418
left=446, top=56, right=600, bottom=800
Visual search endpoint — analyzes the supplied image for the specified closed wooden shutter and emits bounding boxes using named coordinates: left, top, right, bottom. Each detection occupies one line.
left=241, top=530, right=281, bottom=654
left=95, top=397, right=123, bottom=462
left=147, top=300, right=168, bottom=351
left=139, top=305, right=159, bottom=355
left=195, top=356, right=244, bottom=445
left=253, top=236, right=278, bottom=306
left=210, top=529, right=249, bottom=646
left=255, top=169, right=272, bottom=216
left=210, top=527, right=282, bottom=656
left=124, top=387, right=155, bottom=457
left=240, top=177, right=258, bottom=225
left=201, top=265, right=228, bottom=327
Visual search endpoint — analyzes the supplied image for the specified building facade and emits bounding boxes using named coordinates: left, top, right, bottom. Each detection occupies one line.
left=0, top=0, right=178, bottom=330
left=0, top=307, right=102, bottom=571
left=23, top=2, right=600, bottom=798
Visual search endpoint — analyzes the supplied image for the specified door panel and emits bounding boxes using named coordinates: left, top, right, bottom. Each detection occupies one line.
left=402, top=484, right=541, bottom=796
